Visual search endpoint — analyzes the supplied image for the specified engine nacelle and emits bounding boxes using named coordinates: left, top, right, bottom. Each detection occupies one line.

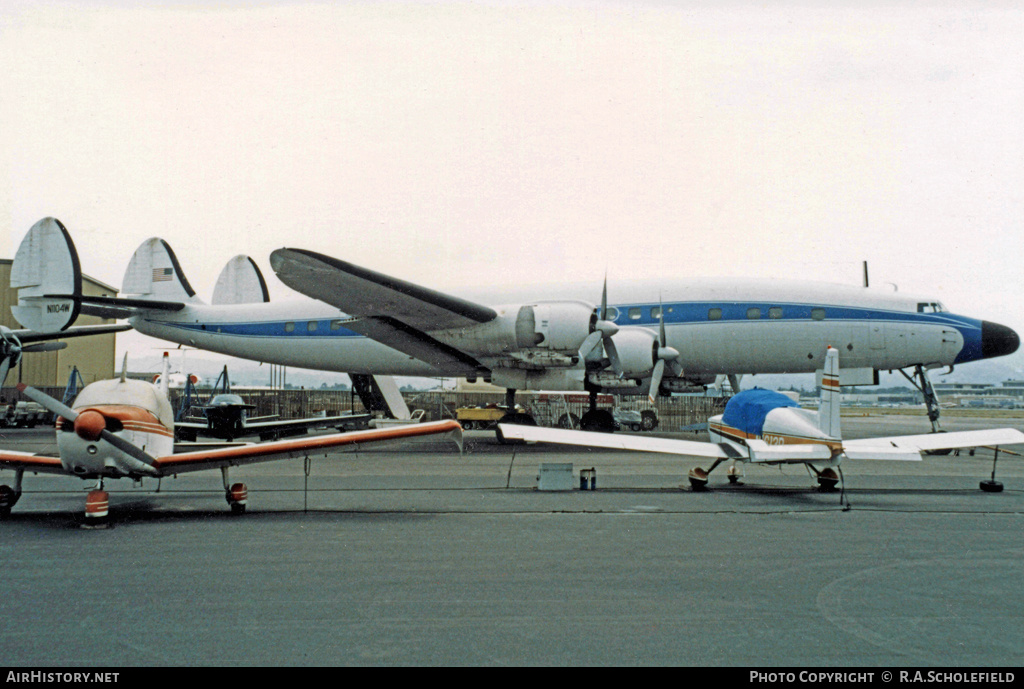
left=529, top=301, right=595, bottom=352
left=607, top=329, right=658, bottom=376
left=433, top=300, right=596, bottom=359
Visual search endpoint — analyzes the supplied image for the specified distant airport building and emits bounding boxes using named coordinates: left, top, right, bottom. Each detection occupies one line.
left=0, top=259, right=121, bottom=387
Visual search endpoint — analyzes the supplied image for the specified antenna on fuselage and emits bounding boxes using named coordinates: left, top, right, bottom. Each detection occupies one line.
left=862, top=261, right=869, bottom=288
left=120, top=353, right=128, bottom=383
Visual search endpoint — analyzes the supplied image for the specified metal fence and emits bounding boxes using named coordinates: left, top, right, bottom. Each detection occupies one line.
left=1, top=385, right=728, bottom=432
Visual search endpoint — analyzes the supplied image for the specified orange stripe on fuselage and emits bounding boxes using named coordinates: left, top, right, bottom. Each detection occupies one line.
left=71, top=405, right=175, bottom=438
left=710, top=421, right=842, bottom=452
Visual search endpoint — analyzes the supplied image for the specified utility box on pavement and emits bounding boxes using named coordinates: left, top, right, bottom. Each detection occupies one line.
left=537, top=463, right=574, bottom=491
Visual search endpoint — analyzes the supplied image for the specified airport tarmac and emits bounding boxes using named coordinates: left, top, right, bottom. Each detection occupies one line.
left=1, top=413, right=1022, bottom=667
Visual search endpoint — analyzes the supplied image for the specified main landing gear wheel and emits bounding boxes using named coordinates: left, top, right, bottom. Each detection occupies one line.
left=640, top=410, right=658, bottom=431
left=556, top=413, right=580, bottom=430
left=687, top=467, right=710, bottom=491
left=980, top=480, right=1004, bottom=493
left=227, top=483, right=248, bottom=514
left=580, top=409, right=615, bottom=433
left=0, top=484, right=19, bottom=518
left=726, top=466, right=743, bottom=485
left=816, top=468, right=840, bottom=492
left=495, top=413, right=536, bottom=444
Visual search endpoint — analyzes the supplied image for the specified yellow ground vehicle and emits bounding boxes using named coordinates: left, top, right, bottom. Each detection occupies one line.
left=456, top=406, right=514, bottom=430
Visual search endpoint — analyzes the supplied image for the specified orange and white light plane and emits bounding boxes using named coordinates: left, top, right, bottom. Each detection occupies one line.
left=500, top=348, right=1024, bottom=491
left=0, top=363, right=462, bottom=521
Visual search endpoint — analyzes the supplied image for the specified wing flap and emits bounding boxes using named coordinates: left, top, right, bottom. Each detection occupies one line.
left=153, top=420, right=463, bottom=475
left=744, top=439, right=834, bottom=464
left=496, top=424, right=745, bottom=460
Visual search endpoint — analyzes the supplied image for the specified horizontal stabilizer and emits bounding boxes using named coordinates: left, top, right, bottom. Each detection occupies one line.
left=212, top=256, right=270, bottom=305
left=744, top=439, right=833, bottom=464
left=497, top=424, right=744, bottom=460
left=11, top=218, right=82, bottom=332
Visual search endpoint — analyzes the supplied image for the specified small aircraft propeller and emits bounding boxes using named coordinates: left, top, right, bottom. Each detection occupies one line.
left=16, top=383, right=159, bottom=468
left=578, top=276, right=622, bottom=375
left=648, top=300, right=682, bottom=404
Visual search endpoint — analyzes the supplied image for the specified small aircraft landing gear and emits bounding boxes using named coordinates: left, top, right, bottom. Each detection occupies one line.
left=815, top=468, right=840, bottom=492
left=687, top=467, right=710, bottom=490
left=0, top=484, right=20, bottom=518
left=83, top=480, right=110, bottom=527
left=686, top=458, right=725, bottom=490
left=222, top=467, right=248, bottom=514
left=0, top=470, right=23, bottom=518
left=726, top=465, right=743, bottom=485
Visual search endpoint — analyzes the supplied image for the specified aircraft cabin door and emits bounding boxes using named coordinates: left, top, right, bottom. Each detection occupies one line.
left=868, top=321, right=886, bottom=350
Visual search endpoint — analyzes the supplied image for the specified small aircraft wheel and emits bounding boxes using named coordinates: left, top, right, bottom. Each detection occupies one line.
left=629, top=423, right=642, bottom=432
left=727, top=473, right=741, bottom=485
left=462, top=420, right=475, bottom=431
left=230, top=502, right=247, bottom=514
left=0, top=484, right=18, bottom=516
left=817, top=468, right=840, bottom=492
left=980, top=480, right=1004, bottom=493
left=687, top=468, right=709, bottom=491
left=640, top=410, right=658, bottom=431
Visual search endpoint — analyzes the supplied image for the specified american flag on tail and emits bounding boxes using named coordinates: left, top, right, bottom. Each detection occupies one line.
left=153, top=268, right=173, bottom=282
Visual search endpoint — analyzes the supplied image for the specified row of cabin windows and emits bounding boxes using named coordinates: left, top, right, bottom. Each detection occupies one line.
left=621, top=307, right=828, bottom=321
left=283, top=320, right=347, bottom=332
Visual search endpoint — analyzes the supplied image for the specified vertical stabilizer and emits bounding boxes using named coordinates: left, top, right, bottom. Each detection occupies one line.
left=10, top=217, right=82, bottom=332
left=818, top=347, right=841, bottom=439
left=212, top=256, right=271, bottom=305
left=122, top=238, right=203, bottom=304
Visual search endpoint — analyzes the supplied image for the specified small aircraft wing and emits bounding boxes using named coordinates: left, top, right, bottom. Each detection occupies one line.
left=0, top=450, right=66, bottom=476
left=496, top=424, right=747, bottom=460
left=152, top=419, right=463, bottom=475
left=842, top=428, right=1024, bottom=459
left=270, top=248, right=494, bottom=375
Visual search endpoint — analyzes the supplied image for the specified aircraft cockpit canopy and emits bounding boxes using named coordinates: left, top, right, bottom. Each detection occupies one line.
left=917, top=302, right=946, bottom=313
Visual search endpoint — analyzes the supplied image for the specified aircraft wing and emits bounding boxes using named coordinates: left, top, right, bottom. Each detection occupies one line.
left=243, top=414, right=372, bottom=433
left=496, top=424, right=747, bottom=460
left=842, top=428, right=1024, bottom=458
left=152, top=419, right=463, bottom=475
left=0, top=451, right=66, bottom=476
left=269, top=248, right=495, bottom=374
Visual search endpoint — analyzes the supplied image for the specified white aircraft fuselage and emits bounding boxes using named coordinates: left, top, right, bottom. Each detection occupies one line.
left=127, top=276, right=1016, bottom=394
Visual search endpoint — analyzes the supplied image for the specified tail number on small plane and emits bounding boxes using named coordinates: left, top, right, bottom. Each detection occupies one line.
left=46, top=304, right=70, bottom=314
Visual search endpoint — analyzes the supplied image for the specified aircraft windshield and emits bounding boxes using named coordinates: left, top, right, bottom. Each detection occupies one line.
left=917, top=302, right=946, bottom=313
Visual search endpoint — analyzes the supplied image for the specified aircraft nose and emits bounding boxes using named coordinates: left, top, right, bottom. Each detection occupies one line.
left=981, top=321, right=1020, bottom=359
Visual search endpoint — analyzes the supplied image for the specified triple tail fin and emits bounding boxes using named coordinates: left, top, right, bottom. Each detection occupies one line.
left=122, top=238, right=204, bottom=305
left=817, top=347, right=841, bottom=439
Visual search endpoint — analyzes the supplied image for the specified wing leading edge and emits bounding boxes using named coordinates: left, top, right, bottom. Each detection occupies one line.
left=269, top=248, right=495, bottom=375
left=154, top=419, right=463, bottom=475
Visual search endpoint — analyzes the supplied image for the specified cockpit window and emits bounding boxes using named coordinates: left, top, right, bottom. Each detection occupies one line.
left=917, top=302, right=946, bottom=313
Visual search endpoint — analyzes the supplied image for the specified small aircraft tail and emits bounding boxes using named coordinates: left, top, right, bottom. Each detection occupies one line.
left=122, top=238, right=205, bottom=304
left=817, top=347, right=841, bottom=439
left=212, top=256, right=270, bottom=305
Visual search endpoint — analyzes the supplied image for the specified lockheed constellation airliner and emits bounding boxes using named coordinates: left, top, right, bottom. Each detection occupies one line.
left=11, top=218, right=1020, bottom=433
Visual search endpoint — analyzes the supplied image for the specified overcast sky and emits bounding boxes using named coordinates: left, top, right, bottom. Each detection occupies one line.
left=3, top=1, right=1023, bottom=372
